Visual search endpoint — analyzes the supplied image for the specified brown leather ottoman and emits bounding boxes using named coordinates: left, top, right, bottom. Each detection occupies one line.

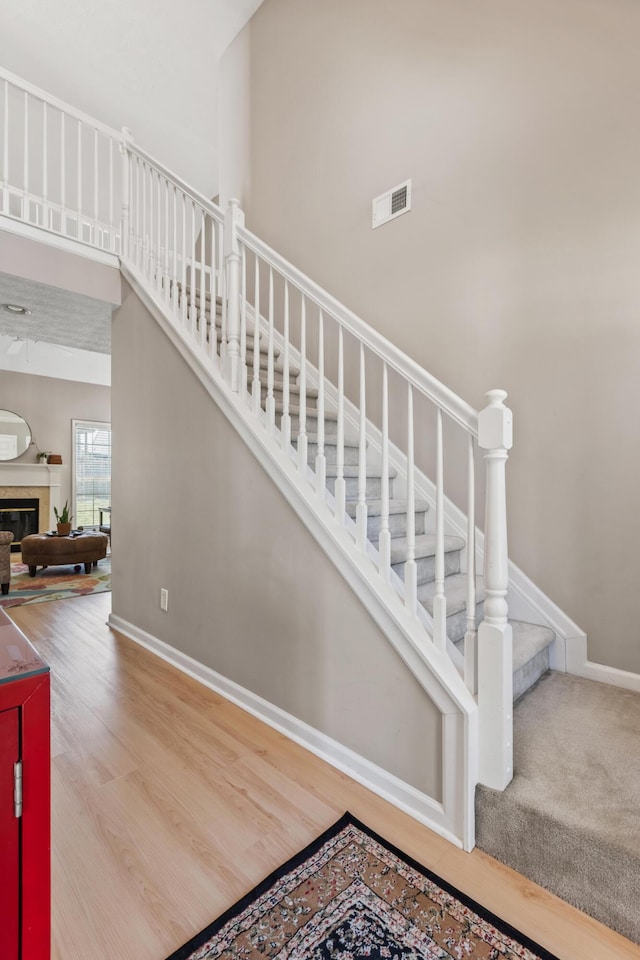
left=21, top=532, right=109, bottom=576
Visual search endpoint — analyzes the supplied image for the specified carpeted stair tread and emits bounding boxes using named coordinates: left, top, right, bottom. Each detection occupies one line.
left=418, top=573, right=485, bottom=617
left=390, top=534, right=465, bottom=563
left=325, top=464, right=397, bottom=480
left=345, top=498, right=429, bottom=518
left=266, top=381, right=319, bottom=400
left=476, top=671, right=640, bottom=943
left=249, top=355, right=300, bottom=376
left=510, top=620, right=555, bottom=674
left=293, top=434, right=360, bottom=448
left=276, top=403, right=338, bottom=420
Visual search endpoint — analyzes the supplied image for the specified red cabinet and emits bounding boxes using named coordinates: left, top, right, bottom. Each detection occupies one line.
left=0, top=611, right=50, bottom=960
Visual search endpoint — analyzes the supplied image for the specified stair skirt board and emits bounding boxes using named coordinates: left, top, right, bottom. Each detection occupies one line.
left=122, top=263, right=477, bottom=849
left=109, top=613, right=467, bottom=850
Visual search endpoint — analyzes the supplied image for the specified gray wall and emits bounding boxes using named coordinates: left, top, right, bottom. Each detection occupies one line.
left=0, top=371, right=110, bottom=508
left=111, top=282, right=442, bottom=799
left=220, top=0, right=640, bottom=673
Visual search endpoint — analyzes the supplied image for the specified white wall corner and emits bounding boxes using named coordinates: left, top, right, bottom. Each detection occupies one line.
left=565, top=633, right=640, bottom=693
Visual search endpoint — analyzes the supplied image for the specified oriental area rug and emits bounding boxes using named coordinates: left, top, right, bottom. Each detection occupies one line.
left=165, top=813, right=559, bottom=960
left=0, top=557, right=111, bottom=608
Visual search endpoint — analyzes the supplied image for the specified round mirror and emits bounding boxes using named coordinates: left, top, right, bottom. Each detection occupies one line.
left=0, top=409, right=32, bottom=461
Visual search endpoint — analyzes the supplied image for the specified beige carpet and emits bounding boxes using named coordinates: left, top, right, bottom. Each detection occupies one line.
left=476, top=671, right=640, bottom=944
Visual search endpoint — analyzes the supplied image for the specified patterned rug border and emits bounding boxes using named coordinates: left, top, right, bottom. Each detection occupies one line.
left=165, top=811, right=560, bottom=960
left=0, top=557, right=111, bottom=608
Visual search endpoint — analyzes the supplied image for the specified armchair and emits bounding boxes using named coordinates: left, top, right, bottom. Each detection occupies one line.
left=0, top=531, right=14, bottom=595
left=99, top=507, right=111, bottom=551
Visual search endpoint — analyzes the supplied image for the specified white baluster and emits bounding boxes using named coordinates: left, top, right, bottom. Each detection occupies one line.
left=60, top=112, right=66, bottom=235
left=172, top=185, right=177, bottom=312
left=266, top=266, right=276, bottom=430
left=223, top=199, right=244, bottom=390
left=297, top=296, right=308, bottom=473
left=199, top=208, right=206, bottom=351
left=379, top=362, right=391, bottom=581
left=464, top=434, right=477, bottom=694
left=2, top=81, right=8, bottom=213
left=180, top=191, right=187, bottom=324
left=23, top=92, right=28, bottom=219
left=189, top=199, right=197, bottom=332
left=210, top=217, right=218, bottom=364
left=334, top=325, right=346, bottom=524
left=109, top=138, right=114, bottom=248
left=119, top=128, right=132, bottom=262
left=433, top=407, right=447, bottom=651
left=281, top=280, right=291, bottom=448
left=405, top=384, right=417, bottom=616
left=477, top=389, right=514, bottom=791
left=42, top=102, right=48, bottom=228
left=240, top=245, right=248, bottom=390
left=315, top=310, right=326, bottom=497
left=149, top=168, right=155, bottom=283
left=155, top=170, right=162, bottom=291
left=141, top=162, right=147, bottom=275
left=93, top=128, right=98, bottom=241
left=252, top=256, right=261, bottom=414
left=164, top=178, right=169, bottom=300
left=136, top=156, right=143, bottom=269
left=76, top=116, right=82, bottom=238
left=356, top=344, right=368, bottom=552
left=219, top=222, right=227, bottom=360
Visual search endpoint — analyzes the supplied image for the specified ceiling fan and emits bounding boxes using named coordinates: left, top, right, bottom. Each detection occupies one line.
left=6, top=337, right=73, bottom=357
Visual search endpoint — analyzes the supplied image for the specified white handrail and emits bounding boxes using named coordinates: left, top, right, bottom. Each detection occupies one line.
left=128, top=142, right=224, bottom=225
left=0, top=66, right=121, bottom=141
left=238, top=226, right=479, bottom=435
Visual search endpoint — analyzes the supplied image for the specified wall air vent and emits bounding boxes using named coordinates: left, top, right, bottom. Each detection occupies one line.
left=372, top=179, right=412, bottom=229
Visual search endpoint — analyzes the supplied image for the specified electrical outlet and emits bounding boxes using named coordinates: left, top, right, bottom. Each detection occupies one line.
left=160, top=587, right=169, bottom=611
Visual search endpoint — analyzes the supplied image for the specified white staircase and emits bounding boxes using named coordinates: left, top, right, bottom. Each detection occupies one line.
left=185, top=287, right=554, bottom=706
left=0, top=65, right=565, bottom=849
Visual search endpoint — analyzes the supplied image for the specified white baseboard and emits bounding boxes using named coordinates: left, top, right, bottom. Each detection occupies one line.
left=566, top=635, right=640, bottom=693
left=108, top=612, right=464, bottom=849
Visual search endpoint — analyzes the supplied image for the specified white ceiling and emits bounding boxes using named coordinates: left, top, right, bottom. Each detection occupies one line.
left=1, top=0, right=264, bottom=198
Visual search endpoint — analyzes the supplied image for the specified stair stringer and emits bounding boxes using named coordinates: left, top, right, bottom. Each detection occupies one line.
left=251, top=306, right=584, bottom=677
left=121, top=260, right=478, bottom=851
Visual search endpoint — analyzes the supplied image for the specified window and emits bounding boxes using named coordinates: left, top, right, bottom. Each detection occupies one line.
left=72, top=420, right=111, bottom=528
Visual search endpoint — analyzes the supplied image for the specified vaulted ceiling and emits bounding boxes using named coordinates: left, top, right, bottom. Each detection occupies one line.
left=1, top=0, right=264, bottom=198
left=0, top=0, right=265, bottom=377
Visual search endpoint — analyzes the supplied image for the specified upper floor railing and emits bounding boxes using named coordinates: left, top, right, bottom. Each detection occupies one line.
left=1, top=67, right=121, bottom=251
left=0, top=65, right=514, bottom=791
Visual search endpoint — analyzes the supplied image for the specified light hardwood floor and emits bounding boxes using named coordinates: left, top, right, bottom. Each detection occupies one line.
left=8, top=593, right=640, bottom=960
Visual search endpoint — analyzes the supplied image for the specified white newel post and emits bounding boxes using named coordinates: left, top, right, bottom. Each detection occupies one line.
left=224, top=199, right=245, bottom=392
left=477, top=389, right=514, bottom=791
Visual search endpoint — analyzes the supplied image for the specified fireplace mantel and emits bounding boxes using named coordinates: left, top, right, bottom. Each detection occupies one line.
left=0, top=463, right=64, bottom=529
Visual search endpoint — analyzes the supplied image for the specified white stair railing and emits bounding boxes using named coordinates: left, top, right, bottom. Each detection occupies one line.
left=0, top=67, right=121, bottom=251
left=232, top=214, right=513, bottom=789
left=0, top=67, right=514, bottom=792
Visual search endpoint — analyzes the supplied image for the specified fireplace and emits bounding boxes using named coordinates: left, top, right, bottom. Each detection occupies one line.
left=0, top=499, right=40, bottom=551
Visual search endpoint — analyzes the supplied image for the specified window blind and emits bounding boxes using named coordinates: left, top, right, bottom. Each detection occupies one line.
left=72, top=420, right=111, bottom=528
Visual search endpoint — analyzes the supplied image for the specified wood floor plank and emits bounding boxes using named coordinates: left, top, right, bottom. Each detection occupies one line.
left=7, top=593, right=640, bottom=960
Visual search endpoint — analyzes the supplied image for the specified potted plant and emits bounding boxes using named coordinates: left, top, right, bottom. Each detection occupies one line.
left=37, top=451, right=49, bottom=464
left=54, top=501, right=73, bottom=537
